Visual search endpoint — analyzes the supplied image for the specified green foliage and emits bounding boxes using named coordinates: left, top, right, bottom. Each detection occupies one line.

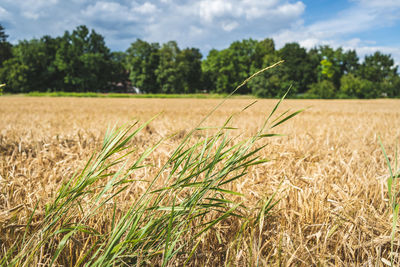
left=341, top=49, right=359, bottom=74
left=248, top=54, right=292, bottom=98
left=54, top=25, right=115, bottom=92
left=202, top=39, right=261, bottom=94
left=0, top=24, right=8, bottom=43
left=252, top=38, right=275, bottom=69
left=0, top=38, right=64, bottom=93
left=278, top=42, right=318, bottom=94
left=317, top=46, right=341, bottom=87
left=177, top=47, right=203, bottom=93
left=109, top=51, right=129, bottom=92
left=0, top=25, right=124, bottom=93
left=156, top=41, right=183, bottom=93
left=126, top=39, right=160, bottom=93
left=316, top=46, right=360, bottom=91
left=339, top=74, right=375, bottom=98
left=0, top=24, right=12, bottom=67
left=0, top=23, right=399, bottom=98
left=306, top=80, right=337, bottom=99
left=320, top=59, right=335, bottom=79
left=380, top=75, right=400, bottom=98
left=360, top=52, right=398, bottom=83
left=126, top=40, right=203, bottom=94
left=201, top=49, right=220, bottom=92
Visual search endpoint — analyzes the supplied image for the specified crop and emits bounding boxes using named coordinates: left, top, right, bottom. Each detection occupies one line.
left=1, top=64, right=306, bottom=266
left=1, top=94, right=400, bottom=264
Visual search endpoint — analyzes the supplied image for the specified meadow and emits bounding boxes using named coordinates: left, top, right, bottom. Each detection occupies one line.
left=1, top=96, right=400, bottom=266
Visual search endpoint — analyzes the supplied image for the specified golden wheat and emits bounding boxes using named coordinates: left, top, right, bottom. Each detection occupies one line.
left=1, top=96, right=400, bottom=265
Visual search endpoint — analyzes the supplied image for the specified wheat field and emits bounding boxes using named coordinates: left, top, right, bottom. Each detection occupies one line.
left=1, top=96, right=400, bottom=266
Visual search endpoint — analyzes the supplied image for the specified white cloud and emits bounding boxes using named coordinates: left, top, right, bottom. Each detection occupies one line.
left=17, top=0, right=59, bottom=20
left=0, top=0, right=306, bottom=51
left=242, top=0, right=279, bottom=19
left=82, top=2, right=136, bottom=22
left=221, top=21, right=239, bottom=32
left=0, top=6, right=11, bottom=19
left=198, top=0, right=235, bottom=23
left=156, top=0, right=304, bottom=48
left=196, top=0, right=305, bottom=26
left=273, top=2, right=305, bottom=17
left=356, top=0, right=400, bottom=8
left=273, top=0, right=400, bottom=65
left=82, top=1, right=160, bottom=27
left=274, top=5, right=379, bottom=47
left=133, top=2, right=158, bottom=15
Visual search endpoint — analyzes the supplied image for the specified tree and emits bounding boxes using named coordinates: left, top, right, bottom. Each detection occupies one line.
left=177, top=47, right=203, bottom=93
left=278, top=42, right=317, bottom=94
left=226, top=39, right=258, bottom=94
left=155, top=41, right=182, bottom=93
left=0, top=39, right=55, bottom=93
left=0, top=57, right=29, bottom=93
left=1, top=26, right=399, bottom=99
left=358, top=52, right=399, bottom=97
left=380, top=75, right=400, bottom=97
left=339, top=73, right=375, bottom=98
left=0, top=24, right=8, bottom=42
left=54, top=25, right=113, bottom=92
left=202, top=49, right=219, bottom=93
left=341, top=49, right=359, bottom=75
left=203, top=39, right=258, bottom=94
left=306, top=80, right=336, bottom=99
left=320, top=59, right=335, bottom=79
left=307, top=47, right=323, bottom=83
left=251, top=38, right=275, bottom=70
left=126, top=39, right=160, bottom=93
left=360, top=52, right=398, bottom=83
left=312, top=46, right=361, bottom=92
left=316, top=46, right=342, bottom=88
left=248, top=53, right=290, bottom=98
left=0, top=24, right=12, bottom=67
left=109, top=51, right=129, bottom=92
left=203, top=48, right=236, bottom=94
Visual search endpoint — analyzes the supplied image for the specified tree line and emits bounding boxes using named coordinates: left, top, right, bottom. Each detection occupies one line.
left=0, top=24, right=399, bottom=98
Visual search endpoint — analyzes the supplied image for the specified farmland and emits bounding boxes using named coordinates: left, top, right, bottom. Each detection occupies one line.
left=1, top=96, right=400, bottom=265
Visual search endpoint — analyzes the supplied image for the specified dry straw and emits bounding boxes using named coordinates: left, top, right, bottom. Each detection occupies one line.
left=1, top=61, right=304, bottom=266
left=2, top=63, right=400, bottom=265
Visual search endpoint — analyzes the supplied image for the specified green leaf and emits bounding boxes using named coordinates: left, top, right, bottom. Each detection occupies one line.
left=271, top=109, right=304, bottom=129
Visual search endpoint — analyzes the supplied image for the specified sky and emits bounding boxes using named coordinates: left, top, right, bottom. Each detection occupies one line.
left=0, top=0, right=400, bottom=64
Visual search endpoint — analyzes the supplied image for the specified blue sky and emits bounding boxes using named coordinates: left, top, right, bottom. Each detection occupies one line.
left=0, top=0, right=400, bottom=64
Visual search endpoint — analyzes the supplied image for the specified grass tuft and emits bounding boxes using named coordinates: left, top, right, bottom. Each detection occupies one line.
left=380, top=139, right=400, bottom=266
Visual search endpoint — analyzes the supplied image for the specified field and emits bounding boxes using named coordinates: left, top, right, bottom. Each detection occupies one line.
left=1, top=96, right=400, bottom=265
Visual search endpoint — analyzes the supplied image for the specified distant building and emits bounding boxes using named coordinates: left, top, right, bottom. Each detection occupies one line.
left=111, top=81, right=141, bottom=94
